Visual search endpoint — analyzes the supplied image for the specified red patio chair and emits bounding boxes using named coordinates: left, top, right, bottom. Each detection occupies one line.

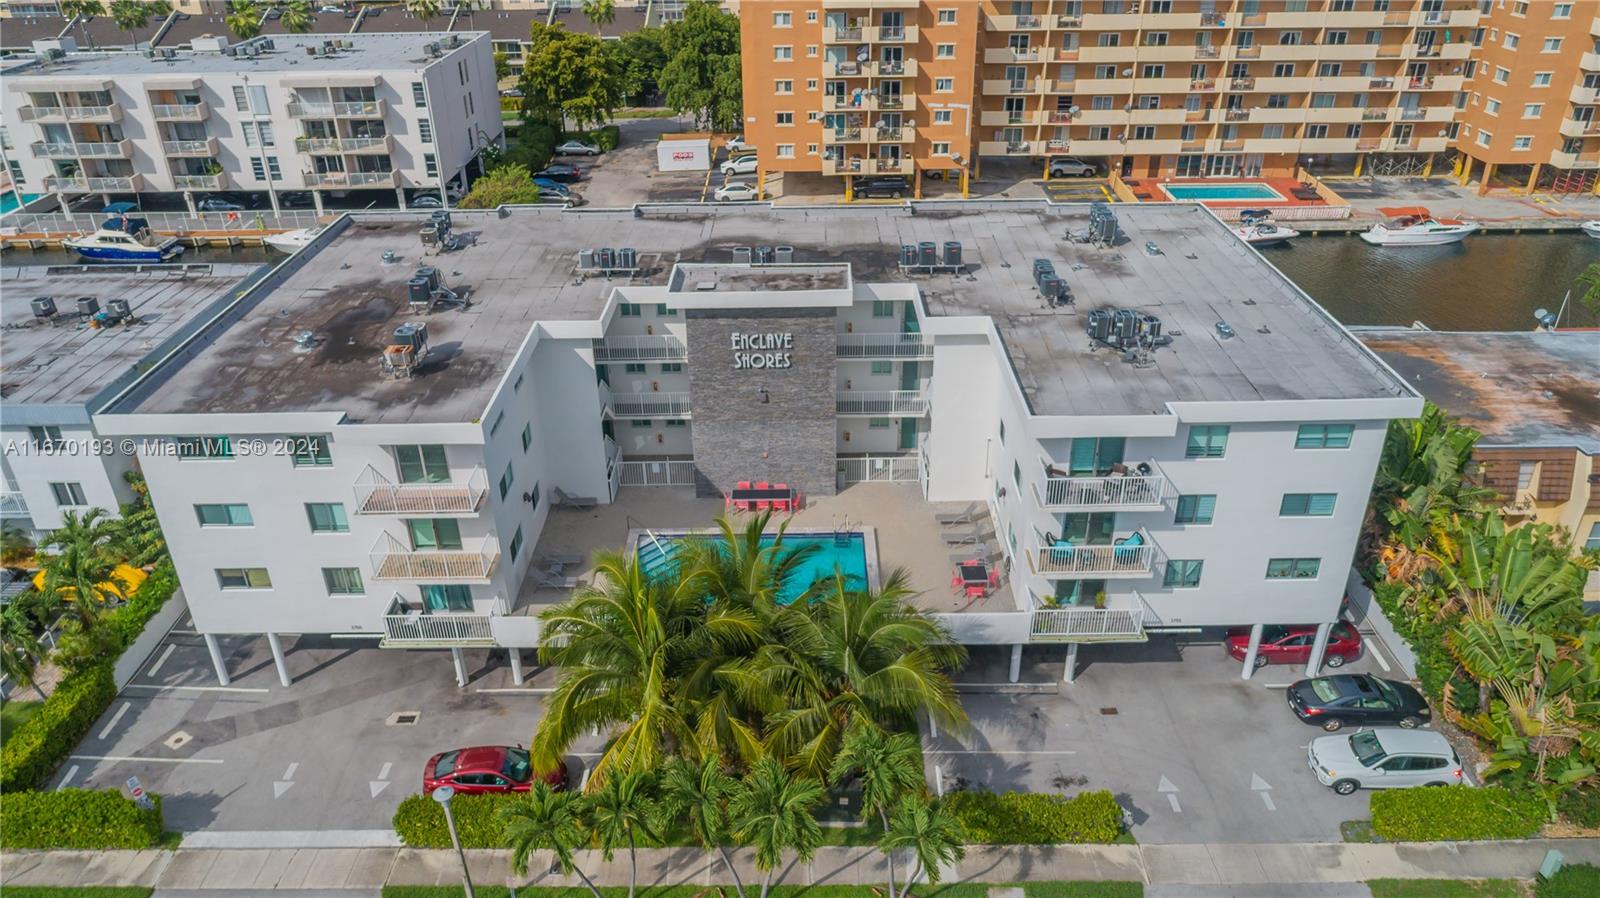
left=964, top=584, right=988, bottom=600
left=772, top=484, right=791, bottom=512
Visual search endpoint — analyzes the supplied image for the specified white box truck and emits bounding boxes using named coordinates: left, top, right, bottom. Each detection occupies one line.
left=657, top=138, right=711, bottom=172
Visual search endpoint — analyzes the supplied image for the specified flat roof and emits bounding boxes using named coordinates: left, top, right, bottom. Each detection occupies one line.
left=1358, top=329, right=1600, bottom=455
left=0, top=263, right=260, bottom=409
left=120, top=203, right=1410, bottom=424
left=2, top=29, right=480, bottom=77
left=157, top=2, right=359, bottom=46
left=669, top=263, right=851, bottom=294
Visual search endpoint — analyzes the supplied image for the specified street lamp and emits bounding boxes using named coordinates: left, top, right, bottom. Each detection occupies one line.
left=432, top=786, right=476, bottom=898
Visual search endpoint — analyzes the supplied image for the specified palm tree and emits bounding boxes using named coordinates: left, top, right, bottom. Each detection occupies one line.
left=588, top=768, right=658, bottom=898
left=581, top=0, right=616, bottom=34
left=1573, top=261, right=1600, bottom=323
left=729, top=757, right=825, bottom=898
left=0, top=606, right=49, bottom=700
left=405, top=0, right=442, bottom=26
left=39, top=509, right=129, bottom=629
left=110, top=471, right=165, bottom=569
left=533, top=550, right=704, bottom=786
left=108, top=0, right=169, bottom=46
left=499, top=782, right=604, bottom=898
left=278, top=0, right=314, bottom=35
left=224, top=0, right=261, bottom=40
left=830, top=723, right=924, bottom=898
left=58, top=0, right=102, bottom=49
left=1, top=525, right=34, bottom=568
left=659, top=756, right=746, bottom=898
left=880, top=795, right=966, bottom=898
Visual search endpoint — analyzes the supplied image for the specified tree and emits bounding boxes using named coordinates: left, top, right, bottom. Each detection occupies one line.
left=1, top=525, right=35, bottom=568
left=38, top=509, right=129, bottom=630
left=278, top=0, right=314, bottom=35
left=457, top=163, right=542, bottom=208
left=880, top=795, right=966, bottom=898
left=517, top=22, right=622, bottom=131
left=829, top=723, right=924, bottom=898
left=493, top=50, right=512, bottom=82
left=1575, top=262, right=1600, bottom=324
left=224, top=0, right=261, bottom=40
left=588, top=769, right=658, bottom=898
left=110, top=471, right=165, bottom=569
left=659, top=757, right=746, bottom=898
left=609, top=27, right=668, bottom=104
left=729, top=758, right=825, bottom=898
left=499, top=782, right=604, bottom=898
left=0, top=605, right=49, bottom=700
left=581, top=0, right=615, bottom=35
left=405, top=0, right=442, bottom=26
left=658, top=0, right=742, bottom=130
left=109, top=0, right=169, bottom=45
left=58, top=0, right=103, bottom=49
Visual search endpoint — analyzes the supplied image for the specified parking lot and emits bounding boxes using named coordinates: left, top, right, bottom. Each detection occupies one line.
left=569, top=116, right=717, bottom=207
left=928, top=633, right=1401, bottom=844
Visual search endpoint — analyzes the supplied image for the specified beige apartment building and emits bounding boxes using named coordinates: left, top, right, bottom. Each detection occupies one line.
left=739, top=1, right=1600, bottom=195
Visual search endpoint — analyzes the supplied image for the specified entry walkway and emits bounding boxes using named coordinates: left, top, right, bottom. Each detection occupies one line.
left=6, top=839, right=1599, bottom=891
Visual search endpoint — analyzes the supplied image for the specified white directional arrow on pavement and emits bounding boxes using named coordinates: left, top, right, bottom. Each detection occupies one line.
left=273, top=780, right=294, bottom=798
left=1157, top=775, right=1182, bottom=813
left=1251, top=773, right=1276, bottom=811
left=370, top=761, right=393, bottom=798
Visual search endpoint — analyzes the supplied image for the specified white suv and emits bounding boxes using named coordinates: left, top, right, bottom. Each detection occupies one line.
left=1308, top=728, right=1466, bottom=795
left=721, top=155, right=758, bottom=177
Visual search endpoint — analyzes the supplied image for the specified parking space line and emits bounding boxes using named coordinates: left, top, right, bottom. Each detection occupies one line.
left=57, top=765, right=79, bottom=790
left=1363, top=637, right=1392, bottom=672
left=124, top=684, right=269, bottom=694
left=1262, top=683, right=1293, bottom=689
left=69, top=754, right=224, bottom=764
left=146, top=644, right=177, bottom=677
left=933, top=764, right=944, bottom=796
left=97, top=702, right=131, bottom=740
left=925, top=749, right=1078, bottom=756
left=476, top=687, right=555, bottom=694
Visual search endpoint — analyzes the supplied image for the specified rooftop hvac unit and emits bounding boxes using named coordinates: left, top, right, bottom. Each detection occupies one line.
left=407, top=276, right=432, bottom=306
left=106, top=298, right=131, bottom=321
left=76, top=296, right=99, bottom=317
left=1140, top=314, right=1162, bottom=341
left=416, top=265, right=441, bottom=291
left=578, top=248, right=595, bottom=269
left=755, top=245, right=774, bottom=264
left=30, top=296, right=57, bottom=320
left=942, top=241, right=961, bottom=267
left=1086, top=309, right=1112, bottom=343
left=1032, top=259, right=1054, bottom=287
left=161, top=47, right=176, bottom=59
left=224, top=46, right=238, bottom=56
left=419, top=223, right=438, bottom=245
left=394, top=321, right=428, bottom=352
left=774, top=245, right=794, bottom=263
left=305, top=45, right=317, bottom=55
left=1039, top=274, right=1062, bottom=302
left=429, top=209, right=451, bottom=232
left=900, top=244, right=917, bottom=267
left=596, top=247, right=615, bottom=270
left=1112, top=309, right=1140, bottom=343
left=732, top=245, right=752, bottom=264
left=617, top=247, right=637, bottom=269
left=918, top=241, right=936, bottom=267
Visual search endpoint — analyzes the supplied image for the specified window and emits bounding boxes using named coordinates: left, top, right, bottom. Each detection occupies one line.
left=776, top=144, right=794, bottom=158
left=870, top=361, right=893, bottom=376
left=774, top=46, right=792, bottom=61
left=1174, top=495, right=1216, bottom=525
left=1163, top=560, right=1203, bottom=589
left=665, top=419, right=687, bottom=428
left=1585, top=521, right=1599, bottom=551
left=195, top=503, right=252, bottom=527
left=772, top=11, right=790, bottom=26
left=1013, top=461, right=1022, bottom=492
left=425, top=153, right=439, bottom=177
left=998, top=419, right=1005, bottom=444
left=775, top=80, right=794, bottom=94
left=498, top=462, right=515, bottom=500
left=176, top=435, right=233, bottom=459
left=660, top=362, right=683, bottom=372
left=1533, top=72, right=1553, bottom=87
left=509, top=525, right=524, bottom=562
left=305, top=502, right=350, bottom=533
left=1485, top=98, right=1501, bottom=116
left=217, top=568, right=271, bottom=590
left=521, top=424, right=533, bottom=452
left=421, top=584, right=473, bottom=611
left=250, top=157, right=267, bottom=181
left=1494, top=67, right=1510, bottom=84
left=624, top=363, right=647, bottom=374
left=289, top=435, right=331, bottom=466
left=407, top=518, right=462, bottom=550
left=526, top=482, right=540, bottom=511
left=872, top=300, right=897, bottom=318
left=1513, top=135, right=1532, bottom=150
left=934, top=109, right=953, bottom=124
left=1553, top=3, right=1573, bottom=19
left=1185, top=425, right=1229, bottom=458
left=28, top=425, right=62, bottom=449
left=1516, top=461, right=1537, bottom=490
left=869, top=418, right=891, bottom=429
left=322, top=567, right=364, bottom=595
left=1280, top=493, right=1337, bottom=517
left=1295, top=424, right=1353, bottom=449
left=412, top=82, right=427, bottom=106
left=419, top=120, right=432, bottom=143
left=619, top=302, right=641, bottom=317
left=935, top=77, right=954, bottom=93
left=937, top=43, right=955, bottom=58
left=233, top=85, right=249, bottom=111
left=1476, top=129, right=1493, bottom=147
left=1503, top=33, right=1519, bottom=50
left=807, top=10, right=817, bottom=22
left=395, top=444, right=449, bottom=483
left=1524, top=103, right=1543, bottom=118
left=1542, top=37, right=1562, bottom=53
left=938, top=8, right=956, bottom=23
left=933, top=142, right=951, bottom=155
left=1266, top=558, right=1321, bottom=580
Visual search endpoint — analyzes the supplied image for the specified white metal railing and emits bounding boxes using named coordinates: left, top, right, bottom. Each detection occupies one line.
left=151, top=103, right=208, bottom=120
left=1035, top=464, right=1168, bottom=509
left=605, top=387, right=692, bottom=418
left=605, top=436, right=622, bottom=500
left=1030, top=607, right=1146, bottom=640
left=163, top=139, right=214, bottom=156
left=836, top=333, right=932, bottom=359
left=42, top=175, right=139, bottom=192
left=369, top=531, right=499, bottom=581
left=0, top=490, right=29, bottom=517
left=381, top=594, right=501, bottom=645
left=354, top=464, right=488, bottom=515
left=296, top=135, right=389, bottom=153
left=303, top=170, right=396, bottom=187
left=618, top=460, right=697, bottom=487
left=836, top=390, right=928, bottom=416
left=1032, top=531, right=1157, bottom=578
left=22, top=105, right=117, bottom=122
left=594, top=335, right=687, bottom=362
left=838, top=455, right=920, bottom=485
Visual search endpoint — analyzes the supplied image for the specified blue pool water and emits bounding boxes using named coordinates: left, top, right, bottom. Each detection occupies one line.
left=638, top=532, right=869, bottom=604
left=1161, top=183, right=1283, bottom=201
left=0, top=193, right=41, bottom=216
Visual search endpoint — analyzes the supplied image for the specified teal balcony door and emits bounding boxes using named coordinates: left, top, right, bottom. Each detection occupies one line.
left=395, top=444, right=449, bottom=483
left=900, top=360, right=920, bottom=391
left=407, top=518, right=462, bottom=551
left=1068, top=437, right=1125, bottom=477
left=421, top=584, right=473, bottom=612
left=1059, top=512, right=1115, bottom=545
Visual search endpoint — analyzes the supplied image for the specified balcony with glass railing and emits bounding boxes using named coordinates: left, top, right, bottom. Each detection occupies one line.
left=295, top=135, right=393, bottom=154
left=19, top=104, right=121, bottom=123
left=287, top=99, right=387, bottom=118
left=0, top=490, right=29, bottom=519
left=836, top=390, right=927, bottom=416
left=836, top=333, right=931, bottom=359
left=303, top=169, right=398, bottom=187
left=43, top=174, right=142, bottom=192
left=1031, top=530, right=1159, bottom=580
left=354, top=464, right=488, bottom=516
left=152, top=102, right=209, bottom=121
left=163, top=137, right=219, bottom=157
left=369, top=532, right=499, bottom=582
left=29, top=142, right=76, bottom=159
left=173, top=172, right=228, bottom=190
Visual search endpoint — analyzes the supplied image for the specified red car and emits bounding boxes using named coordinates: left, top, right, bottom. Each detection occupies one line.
left=422, top=745, right=566, bottom=796
left=1225, top=623, right=1362, bottom=669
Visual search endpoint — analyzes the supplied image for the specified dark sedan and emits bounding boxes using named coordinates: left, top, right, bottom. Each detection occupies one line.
left=422, top=745, right=566, bottom=796
left=534, top=164, right=586, bottom=183
left=1287, top=673, right=1431, bottom=732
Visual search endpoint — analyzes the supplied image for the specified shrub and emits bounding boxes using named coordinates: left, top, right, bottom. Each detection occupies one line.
left=0, top=788, right=163, bottom=849
left=394, top=791, right=523, bottom=848
left=1370, top=786, right=1545, bottom=842
left=564, top=124, right=621, bottom=151
left=1538, top=863, right=1600, bottom=898
left=503, top=121, right=558, bottom=173
left=943, top=789, right=1124, bottom=845
left=0, top=663, right=116, bottom=792
left=1557, top=786, right=1600, bottom=829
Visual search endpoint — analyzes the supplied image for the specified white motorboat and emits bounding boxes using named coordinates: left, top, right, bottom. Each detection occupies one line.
left=1233, top=211, right=1299, bottom=247
left=1359, top=206, right=1480, bottom=246
left=63, top=216, right=183, bottom=262
left=263, top=225, right=325, bottom=253
left=1580, top=220, right=1600, bottom=239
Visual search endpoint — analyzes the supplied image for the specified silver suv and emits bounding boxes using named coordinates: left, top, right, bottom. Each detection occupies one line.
left=1308, top=727, right=1466, bottom=795
left=1048, top=157, right=1097, bottom=178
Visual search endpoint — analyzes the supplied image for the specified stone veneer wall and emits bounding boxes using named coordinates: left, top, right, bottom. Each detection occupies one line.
left=685, top=307, right=838, bottom=498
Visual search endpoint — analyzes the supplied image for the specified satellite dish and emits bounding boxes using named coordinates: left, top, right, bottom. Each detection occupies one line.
left=1121, top=67, right=1134, bottom=77
left=1069, top=104, right=1081, bottom=115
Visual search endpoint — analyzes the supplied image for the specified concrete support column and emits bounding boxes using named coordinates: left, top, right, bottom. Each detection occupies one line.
left=960, top=167, right=970, bottom=198
left=266, top=633, right=292, bottom=687
left=1421, top=155, right=1434, bottom=178
left=1063, top=642, right=1079, bottom=684
left=913, top=167, right=923, bottom=199
left=266, top=187, right=280, bottom=214
left=1305, top=622, right=1334, bottom=677
left=395, top=186, right=407, bottom=208
left=1008, top=643, right=1023, bottom=683
left=100, top=192, right=112, bottom=208
left=844, top=174, right=854, bottom=202
left=1353, top=154, right=1365, bottom=178
left=1525, top=163, right=1542, bottom=193
left=756, top=166, right=767, bottom=201
left=312, top=189, right=325, bottom=216
left=203, top=633, right=231, bottom=686
left=1478, top=161, right=1495, bottom=195
left=183, top=190, right=197, bottom=216
left=1239, top=623, right=1265, bottom=680
left=1458, top=155, right=1474, bottom=186
left=55, top=191, right=73, bottom=225
left=450, top=647, right=468, bottom=688
left=508, top=649, right=525, bottom=686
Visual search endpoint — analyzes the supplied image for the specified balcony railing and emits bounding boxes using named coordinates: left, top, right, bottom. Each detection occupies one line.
left=75, top=141, right=131, bottom=158
left=1034, top=468, right=1168, bottom=510
left=295, top=135, right=391, bottom=153
left=354, top=464, right=488, bottom=516
left=1032, top=531, right=1157, bottom=579
left=173, top=173, right=227, bottom=190
left=594, top=335, right=687, bottom=362
left=369, top=532, right=499, bottom=582
left=288, top=99, right=385, bottom=118
left=152, top=102, right=208, bottom=121
left=605, top=388, right=692, bottom=418
left=303, top=170, right=397, bottom=187
left=20, top=105, right=119, bottom=122
left=825, top=25, right=863, bottom=41
left=163, top=138, right=217, bottom=156
left=836, top=333, right=931, bottom=359
left=381, top=595, right=503, bottom=646
left=43, top=174, right=140, bottom=192
left=29, top=142, right=76, bottom=159
left=836, top=390, right=928, bottom=416
left=0, top=490, right=29, bottom=518
left=1030, top=607, right=1146, bottom=642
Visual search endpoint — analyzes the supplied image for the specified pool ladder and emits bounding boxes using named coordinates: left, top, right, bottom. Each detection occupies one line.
left=831, top=515, right=856, bottom=547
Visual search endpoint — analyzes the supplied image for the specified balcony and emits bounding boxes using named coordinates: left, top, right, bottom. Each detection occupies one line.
left=369, top=531, right=499, bottom=582
left=173, top=172, right=227, bottom=190
left=865, top=125, right=914, bottom=144
left=986, top=14, right=1045, bottom=30
left=1571, top=85, right=1600, bottom=106
left=983, top=79, right=1037, bottom=96
left=163, top=137, right=219, bottom=157
left=836, top=333, right=931, bottom=359
left=295, top=135, right=393, bottom=154
left=1030, top=607, right=1147, bottom=643
left=380, top=595, right=502, bottom=647
left=19, top=104, right=121, bottom=123
left=833, top=59, right=917, bottom=78
left=303, top=170, right=398, bottom=187
left=75, top=140, right=133, bottom=158
left=42, top=174, right=142, bottom=192
left=1034, top=465, right=1168, bottom=511
left=1031, top=531, right=1158, bottom=580
left=29, top=142, right=77, bottom=159
left=824, top=24, right=863, bottom=42
left=1551, top=151, right=1600, bottom=170
left=0, top=490, right=29, bottom=518
left=604, top=388, right=692, bottom=419
left=836, top=390, right=927, bottom=416
left=864, top=25, right=916, bottom=43
left=1561, top=117, right=1600, bottom=138
left=822, top=156, right=905, bottom=176
left=354, top=464, right=488, bottom=516
left=593, top=335, right=687, bottom=362
left=986, top=47, right=1044, bottom=64
left=287, top=99, right=387, bottom=118
left=831, top=93, right=916, bottom=112
left=151, top=102, right=209, bottom=121
left=822, top=127, right=863, bottom=145
left=1583, top=52, right=1600, bottom=73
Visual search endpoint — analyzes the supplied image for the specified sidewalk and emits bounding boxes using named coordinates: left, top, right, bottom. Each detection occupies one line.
left=5, top=840, right=1599, bottom=891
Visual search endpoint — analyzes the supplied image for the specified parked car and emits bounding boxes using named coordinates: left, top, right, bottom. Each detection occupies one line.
left=500, top=88, right=524, bottom=98
left=713, top=181, right=760, bottom=202
left=196, top=196, right=245, bottom=212
left=319, top=4, right=344, bottom=12
left=535, top=163, right=586, bottom=183
left=531, top=177, right=572, bottom=199
left=1307, top=728, right=1465, bottom=795
left=854, top=175, right=911, bottom=199
left=725, top=135, right=750, bottom=153
left=1048, top=157, right=1098, bottom=178
left=720, top=154, right=758, bottom=177
left=1287, top=673, right=1431, bottom=732
left=408, top=195, right=443, bottom=209
left=1225, top=622, right=1362, bottom=669
left=423, top=746, right=566, bottom=796
left=555, top=139, right=602, bottom=156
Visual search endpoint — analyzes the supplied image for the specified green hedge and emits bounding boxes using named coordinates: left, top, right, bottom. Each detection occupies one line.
left=563, top=125, right=622, bottom=151
left=944, top=789, right=1125, bottom=844
left=0, top=788, right=164, bottom=849
left=1538, top=863, right=1600, bottom=898
left=1370, top=786, right=1545, bottom=842
left=1556, top=786, right=1600, bottom=829
left=395, top=791, right=522, bottom=848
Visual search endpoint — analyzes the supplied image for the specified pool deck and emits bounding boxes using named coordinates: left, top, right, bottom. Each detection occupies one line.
left=1125, top=177, right=1330, bottom=210
left=511, top=483, right=1020, bottom=617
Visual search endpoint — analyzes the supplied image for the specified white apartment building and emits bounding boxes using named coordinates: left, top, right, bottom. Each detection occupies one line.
left=0, top=30, right=501, bottom=213
left=93, top=202, right=1420, bottom=688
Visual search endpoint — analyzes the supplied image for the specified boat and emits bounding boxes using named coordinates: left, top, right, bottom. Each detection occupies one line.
left=63, top=216, right=183, bottom=262
left=1581, top=220, right=1600, bottom=239
left=1233, top=209, right=1300, bottom=247
left=1359, top=206, right=1480, bottom=246
left=263, top=225, right=326, bottom=253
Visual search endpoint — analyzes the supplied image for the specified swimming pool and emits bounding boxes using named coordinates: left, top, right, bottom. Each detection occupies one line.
left=637, top=530, right=873, bottom=604
left=0, top=193, right=42, bottom=216
left=1160, top=183, right=1285, bottom=201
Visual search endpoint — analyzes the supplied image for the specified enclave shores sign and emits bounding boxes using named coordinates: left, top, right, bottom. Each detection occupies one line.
left=730, top=331, right=794, bottom=369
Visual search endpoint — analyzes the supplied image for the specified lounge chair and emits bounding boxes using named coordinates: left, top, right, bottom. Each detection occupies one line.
left=1113, top=532, right=1145, bottom=565
left=552, top=487, right=597, bottom=509
left=533, top=568, right=581, bottom=589
left=935, top=503, right=982, bottom=525
left=943, top=528, right=988, bottom=545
